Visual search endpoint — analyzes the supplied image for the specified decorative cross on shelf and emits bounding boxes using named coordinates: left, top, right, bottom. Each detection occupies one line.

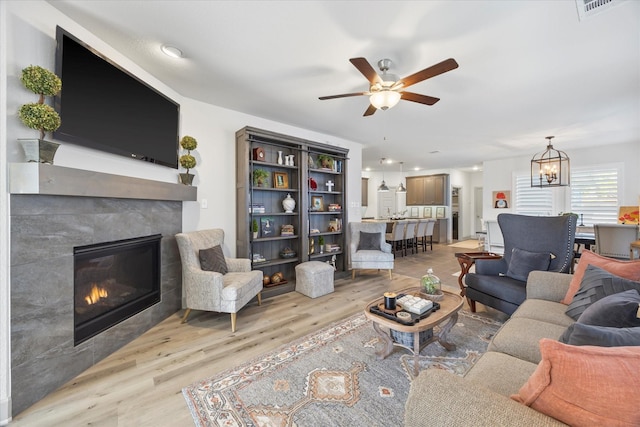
left=325, top=180, right=334, bottom=192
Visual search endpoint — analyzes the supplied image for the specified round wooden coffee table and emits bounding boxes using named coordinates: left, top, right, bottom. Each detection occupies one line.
left=363, top=287, right=464, bottom=377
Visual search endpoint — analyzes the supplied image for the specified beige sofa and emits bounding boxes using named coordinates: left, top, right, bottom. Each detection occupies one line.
left=405, top=271, right=573, bottom=426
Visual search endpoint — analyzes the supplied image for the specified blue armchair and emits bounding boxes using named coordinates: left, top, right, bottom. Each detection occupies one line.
left=465, top=214, right=576, bottom=315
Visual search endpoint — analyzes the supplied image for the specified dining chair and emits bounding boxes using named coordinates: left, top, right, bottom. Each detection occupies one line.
left=385, top=220, right=408, bottom=257
left=594, top=223, right=640, bottom=260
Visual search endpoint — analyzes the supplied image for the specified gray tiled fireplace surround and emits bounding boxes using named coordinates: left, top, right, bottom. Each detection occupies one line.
left=9, top=165, right=194, bottom=414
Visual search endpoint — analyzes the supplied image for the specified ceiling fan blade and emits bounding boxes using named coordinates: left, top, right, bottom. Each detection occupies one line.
left=350, top=57, right=382, bottom=85
left=319, top=92, right=368, bottom=100
left=401, top=92, right=440, bottom=105
left=363, top=104, right=377, bottom=116
left=397, top=58, right=459, bottom=89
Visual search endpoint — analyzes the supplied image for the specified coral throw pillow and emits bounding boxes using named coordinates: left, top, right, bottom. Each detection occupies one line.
left=511, top=339, right=640, bottom=426
left=561, top=250, right=640, bottom=304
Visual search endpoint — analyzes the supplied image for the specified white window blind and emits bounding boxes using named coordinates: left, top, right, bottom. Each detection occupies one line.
left=515, top=175, right=553, bottom=216
left=570, top=166, right=619, bottom=225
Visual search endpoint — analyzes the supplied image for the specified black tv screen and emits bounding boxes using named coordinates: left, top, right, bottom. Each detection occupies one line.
left=54, top=26, right=180, bottom=169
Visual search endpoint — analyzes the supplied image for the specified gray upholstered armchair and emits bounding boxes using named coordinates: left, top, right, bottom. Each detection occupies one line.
left=348, top=222, right=394, bottom=280
left=175, top=229, right=263, bottom=332
left=465, top=214, right=576, bottom=315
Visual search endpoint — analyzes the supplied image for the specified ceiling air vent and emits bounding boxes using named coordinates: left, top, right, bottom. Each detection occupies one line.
left=576, top=0, right=627, bottom=20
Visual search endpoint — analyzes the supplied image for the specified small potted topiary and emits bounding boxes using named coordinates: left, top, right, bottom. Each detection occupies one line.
left=252, top=169, right=269, bottom=187
left=17, top=65, right=63, bottom=163
left=252, top=219, right=259, bottom=239
left=179, top=135, right=197, bottom=185
left=317, top=154, right=334, bottom=170
left=318, top=235, right=325, bottom=254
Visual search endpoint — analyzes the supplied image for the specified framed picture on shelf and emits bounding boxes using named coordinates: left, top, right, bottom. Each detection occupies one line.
left=423, top=207, right=432, bottom=218
left=260, top=217, right=274, bottom=237
left=311, top=196, right=324, bottom=211
left=436, top=207, right=446, bottom=219
left=273, top=172, right=289, bottom=189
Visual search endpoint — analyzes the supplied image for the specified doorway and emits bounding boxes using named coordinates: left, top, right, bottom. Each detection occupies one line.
left=452, top=187, right=461, bottom=240
left=474, top=187, right=483, bottom=233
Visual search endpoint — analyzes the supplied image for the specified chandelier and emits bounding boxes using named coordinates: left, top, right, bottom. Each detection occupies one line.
left=530, top=136, right=570, bottom=187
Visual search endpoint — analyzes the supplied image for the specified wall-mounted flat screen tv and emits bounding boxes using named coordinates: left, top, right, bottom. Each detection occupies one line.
left=54, top=26, right=180, bottom=169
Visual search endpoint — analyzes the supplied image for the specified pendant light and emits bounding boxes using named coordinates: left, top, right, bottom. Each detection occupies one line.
left=396, top=161, right=407, bottom=193
left=377, top=158, right=389, bottom=192
left=530, top=136, right=570, bottom=187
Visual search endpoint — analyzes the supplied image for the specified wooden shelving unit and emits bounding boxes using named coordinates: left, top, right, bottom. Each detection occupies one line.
left=236, top=126, right=348, bottom=298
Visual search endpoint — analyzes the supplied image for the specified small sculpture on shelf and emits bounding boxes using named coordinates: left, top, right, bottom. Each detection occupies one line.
left=282, top=193, right=296, bottom=213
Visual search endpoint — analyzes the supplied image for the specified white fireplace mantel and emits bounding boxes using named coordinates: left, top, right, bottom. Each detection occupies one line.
left=9, top=163, right=197, bottom=201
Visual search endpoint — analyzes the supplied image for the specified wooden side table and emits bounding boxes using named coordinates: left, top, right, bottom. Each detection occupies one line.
left=454, top=251, right=502, bottom=312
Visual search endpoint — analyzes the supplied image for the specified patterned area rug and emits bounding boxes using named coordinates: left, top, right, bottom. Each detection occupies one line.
left=183, top=311, right=502, bottom=427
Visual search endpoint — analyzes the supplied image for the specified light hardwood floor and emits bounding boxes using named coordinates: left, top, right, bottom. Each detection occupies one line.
left=10, top=241, right=502, bottom=426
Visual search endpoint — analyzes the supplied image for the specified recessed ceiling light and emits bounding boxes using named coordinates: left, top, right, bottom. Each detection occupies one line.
left=161, top=45, right=183, bottom=59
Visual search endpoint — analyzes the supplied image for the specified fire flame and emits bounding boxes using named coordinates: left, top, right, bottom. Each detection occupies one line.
left=85, top=283, right=108, bottom=305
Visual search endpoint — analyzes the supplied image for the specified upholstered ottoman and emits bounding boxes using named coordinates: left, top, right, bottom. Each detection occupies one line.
left=295, top=261, right=334, bottom=298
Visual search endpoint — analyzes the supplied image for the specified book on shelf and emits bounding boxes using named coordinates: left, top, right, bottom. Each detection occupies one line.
left=281, top=224, right=294, bottom=236
left=327, top=204, right=341, bottom=212
left=250, top=203, right=265, bottom=213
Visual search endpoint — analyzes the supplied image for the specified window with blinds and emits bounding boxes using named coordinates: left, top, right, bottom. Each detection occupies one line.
left=514, top=175, right=553, bottom=216
left=570, top=166, right=620, bottom=225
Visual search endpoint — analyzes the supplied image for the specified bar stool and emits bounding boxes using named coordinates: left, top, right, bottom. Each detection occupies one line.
left=404, top=220, right=419, bottom=255
left=385, top=220, right=407, bottom=257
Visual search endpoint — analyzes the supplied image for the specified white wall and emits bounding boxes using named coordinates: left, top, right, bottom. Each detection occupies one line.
left=481, top=141, right=640, bottom=222
left=0, top=1, right=362, bottom=423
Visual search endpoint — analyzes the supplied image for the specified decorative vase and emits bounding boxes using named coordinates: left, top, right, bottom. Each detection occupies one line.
left=18, top=138, right=60, bottom=164
left=277, top=151, right=283, bottom=165
left=282, top=193, right=295, bottom=213
left=253, top=231, right=258, bottom=239
left=179, top=173, right=194, bottom=185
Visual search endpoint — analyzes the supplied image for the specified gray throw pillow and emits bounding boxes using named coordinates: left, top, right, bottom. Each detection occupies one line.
left=578, top=289, right=640, bottom=328
left=559, top=323, right=640, bottom=347
left=505, top=247, right=551, bottom=282
left=199, top=245, right=228, bottom=274
left=357, top=231, right=382, bottom=251
left=565, top=265, right=640, bottom=320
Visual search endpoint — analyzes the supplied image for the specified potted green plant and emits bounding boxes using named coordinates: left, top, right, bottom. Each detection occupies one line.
left=252, top=219, right=259, bottom=239
left=318, top=235, right=325, bottom=253
left=253, top=168, right=269, bottom=187
left=317, top=154, right=334, bottom=169
left=179, top=135, right=198, bottom=185
left=17, top=65, right=62, bottom=164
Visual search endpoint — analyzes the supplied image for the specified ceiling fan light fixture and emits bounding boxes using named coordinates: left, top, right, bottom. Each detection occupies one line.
left=370, top=90, right=401, bottom=110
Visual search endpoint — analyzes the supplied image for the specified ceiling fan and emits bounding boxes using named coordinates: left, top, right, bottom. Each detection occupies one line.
left=319, top=57, right=459, bottom=116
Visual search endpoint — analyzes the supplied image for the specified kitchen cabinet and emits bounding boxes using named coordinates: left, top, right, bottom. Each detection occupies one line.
left=406, top=174, right=448, bottom=205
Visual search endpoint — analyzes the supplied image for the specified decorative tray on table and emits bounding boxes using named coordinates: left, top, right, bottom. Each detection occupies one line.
left=369, top=293, right=440, bottom=326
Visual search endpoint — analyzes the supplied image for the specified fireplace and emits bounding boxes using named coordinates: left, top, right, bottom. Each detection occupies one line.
left=74, top=234, right=162, bottom=345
